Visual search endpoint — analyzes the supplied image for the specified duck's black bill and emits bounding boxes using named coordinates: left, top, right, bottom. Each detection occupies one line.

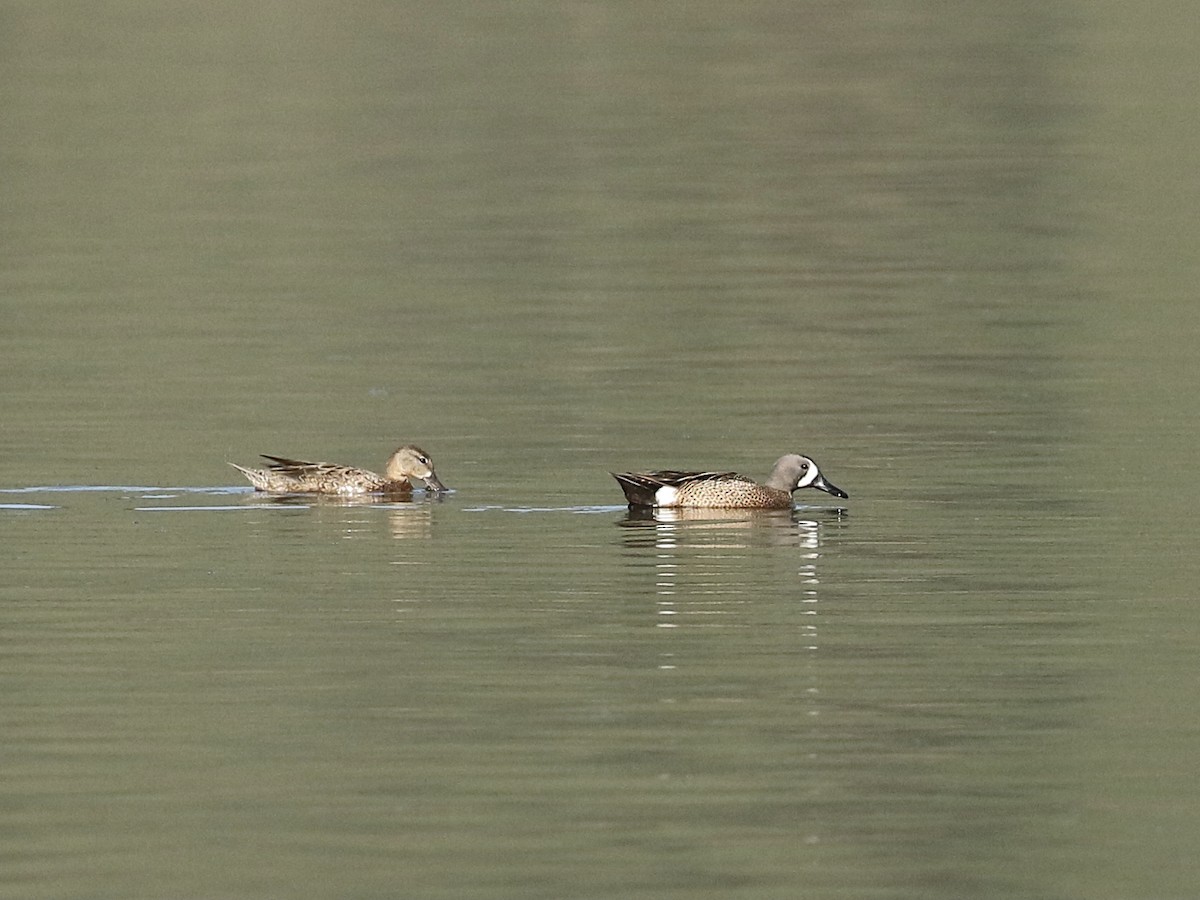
left=812, top=474, right=848, bottom=500
left=423, top=474, right=447, bottom=492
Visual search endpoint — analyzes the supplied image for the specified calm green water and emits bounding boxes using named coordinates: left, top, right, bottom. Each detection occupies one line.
left=3, top=2, right=1199, bottom=898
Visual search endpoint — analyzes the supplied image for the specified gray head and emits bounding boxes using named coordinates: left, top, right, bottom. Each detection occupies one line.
left=765, top=454, right=848, bottom=499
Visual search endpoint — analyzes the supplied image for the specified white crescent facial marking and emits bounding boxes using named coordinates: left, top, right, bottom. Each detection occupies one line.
left=794, top=458, right=819, bottom=489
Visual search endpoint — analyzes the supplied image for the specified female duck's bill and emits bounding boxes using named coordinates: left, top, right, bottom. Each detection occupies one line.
left=611, top=453, right=847, bottom=509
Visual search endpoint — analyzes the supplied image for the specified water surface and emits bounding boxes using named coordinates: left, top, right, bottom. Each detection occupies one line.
left=3, top=2, right=1199, bottom=899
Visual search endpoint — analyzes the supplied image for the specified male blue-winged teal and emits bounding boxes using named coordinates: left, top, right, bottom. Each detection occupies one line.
left=230, top=444, right=446, bottom=496
left=611, top=454, right=847, bottom=509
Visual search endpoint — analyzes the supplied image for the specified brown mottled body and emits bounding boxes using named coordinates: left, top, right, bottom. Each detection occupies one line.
left=231, top=444, right=445, bottom=496
left=611, top=454, right=847, bottom=509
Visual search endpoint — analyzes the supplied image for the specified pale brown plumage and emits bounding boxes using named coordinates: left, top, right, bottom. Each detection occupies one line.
left=230, top=444, right=446, bottom=496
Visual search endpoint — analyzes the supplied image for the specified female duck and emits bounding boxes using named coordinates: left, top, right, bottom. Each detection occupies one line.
left=612, top=453, right=846, bottom=509
left=231, top=444, right=446, bottom=496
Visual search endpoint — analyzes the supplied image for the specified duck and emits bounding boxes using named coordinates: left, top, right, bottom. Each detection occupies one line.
left=230, top=444, right=446, bottom=496
left=611, top=454, right=846, bottom=509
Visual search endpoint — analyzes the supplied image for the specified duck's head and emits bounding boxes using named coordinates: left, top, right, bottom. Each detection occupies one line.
left=769, top=454, right=847, bottom=499
left=386, top=444, right=447, bottom=492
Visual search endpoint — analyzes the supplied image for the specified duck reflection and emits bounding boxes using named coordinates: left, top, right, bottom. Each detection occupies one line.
left=616, top=506, right=845, bottom=632
left=618, top=505, right=842, bottom=546
left=384, top=503, right=435, bottom=540
left=242, top=490, right=441, bottom=539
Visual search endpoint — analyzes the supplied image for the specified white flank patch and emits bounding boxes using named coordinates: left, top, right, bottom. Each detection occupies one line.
left=655, top=486, right=680, bottom=507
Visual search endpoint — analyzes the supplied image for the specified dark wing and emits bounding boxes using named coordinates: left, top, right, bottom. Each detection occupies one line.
left=260, top=455, right=328, bottom=476
left=645, top=470, right=744, bottom=486
left=611, top=470, right=746, bottom=506
left=611, top=472, right=662, bottom=506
